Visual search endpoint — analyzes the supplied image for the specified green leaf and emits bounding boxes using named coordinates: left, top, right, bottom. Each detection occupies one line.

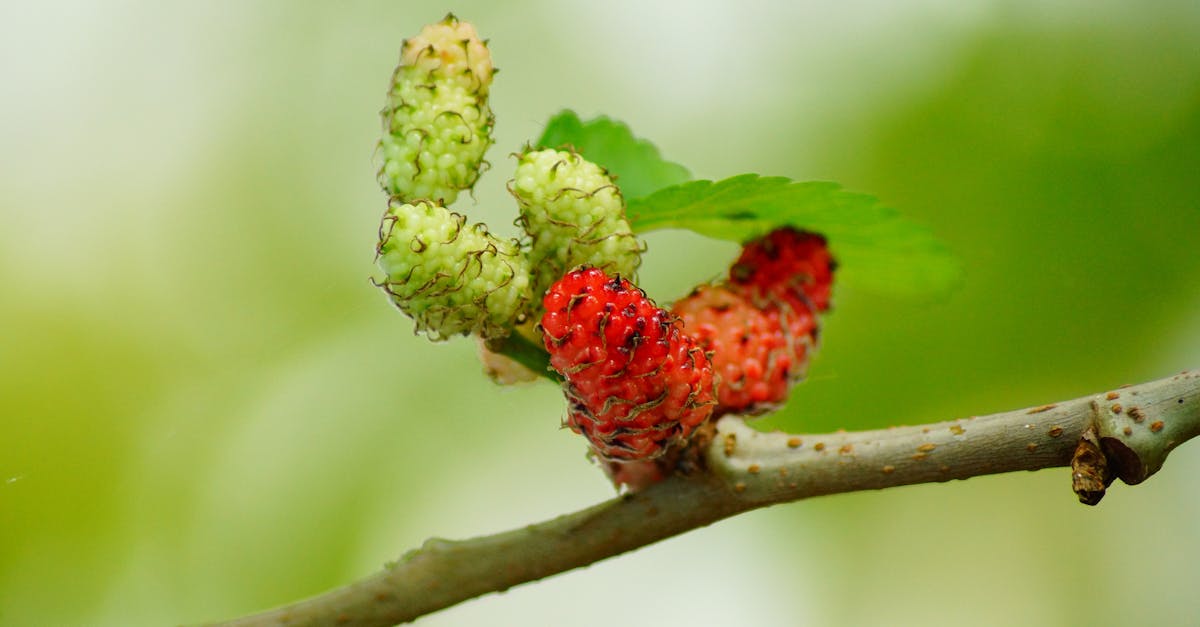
left=536, top=110, right=692, bottom=200
left=627, top=175, right=962, bottom=297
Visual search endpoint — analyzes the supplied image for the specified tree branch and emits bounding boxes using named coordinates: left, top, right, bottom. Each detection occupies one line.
left=211, top=369, right=1200, bottom=627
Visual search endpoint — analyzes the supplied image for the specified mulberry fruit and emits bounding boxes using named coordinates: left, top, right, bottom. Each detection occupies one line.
left=672, top=229, right=833, bottom=416
left=731, top=228, right=835, bottom=312
left=379, top=15, right=494, bottom=205
left=512, top=149, right=643, bottom=301
left=540, top=267, right=715, bottom=461
left=672, top=284, right=817, bottom=415
left=376, top=199, right=531, bottom=340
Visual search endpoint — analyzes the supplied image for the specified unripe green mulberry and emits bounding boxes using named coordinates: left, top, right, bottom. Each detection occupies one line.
left=379, top=15, right=494, bottom=205
left=376, top=199, right=531, bottom=341
left=511, top=149, right=643, bottom=299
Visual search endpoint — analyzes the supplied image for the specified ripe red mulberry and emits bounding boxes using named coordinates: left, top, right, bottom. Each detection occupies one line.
left=540, top=268, right=715, bottom=461
left=730, top=228, right=835, bottom=312
left=672, top=284, right=817, bottom=415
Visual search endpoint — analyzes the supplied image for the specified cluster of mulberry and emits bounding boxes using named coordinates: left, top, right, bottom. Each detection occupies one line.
left=371, top=17, right=837, bottom=490
left=540, top=230, right=834, bottom=479
left=373, top=19, right=645, bottom=344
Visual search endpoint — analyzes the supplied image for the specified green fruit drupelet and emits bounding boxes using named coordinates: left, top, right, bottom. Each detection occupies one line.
left=376, top=199, right=531, bottom=340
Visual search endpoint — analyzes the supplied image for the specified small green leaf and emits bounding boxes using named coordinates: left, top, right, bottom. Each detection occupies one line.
left=627, top=175, right=962, bottom=297
left=536, top=110, right=692, bottom=200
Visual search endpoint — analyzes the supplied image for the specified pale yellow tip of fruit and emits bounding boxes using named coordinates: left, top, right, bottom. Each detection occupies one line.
left=401, top=15, right=494, bottom=93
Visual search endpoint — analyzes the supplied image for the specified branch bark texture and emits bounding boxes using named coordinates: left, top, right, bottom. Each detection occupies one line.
left=213, top=369, right=1200, bottom=627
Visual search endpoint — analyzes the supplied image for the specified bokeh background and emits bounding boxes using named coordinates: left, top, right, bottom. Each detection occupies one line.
left=3, top=1, right=1199, bottom=625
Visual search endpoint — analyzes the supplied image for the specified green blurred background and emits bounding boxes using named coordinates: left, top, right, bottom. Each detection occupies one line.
left=2, top=1, right=1199, bottom=625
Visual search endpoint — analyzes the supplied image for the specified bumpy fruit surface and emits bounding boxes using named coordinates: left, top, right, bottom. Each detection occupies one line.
left=512, top=149, right=642, bottom=300
left=541, top=268, right=715, bottom=461
left=376, top=199, right=531, bottom=340
left=731, top=228, right=835, bottom=312
left=379, top=15, right=494, bottom=205
left=398, top=14, right=494, bottom=94
left=672, top=284, right=817, bottom=415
